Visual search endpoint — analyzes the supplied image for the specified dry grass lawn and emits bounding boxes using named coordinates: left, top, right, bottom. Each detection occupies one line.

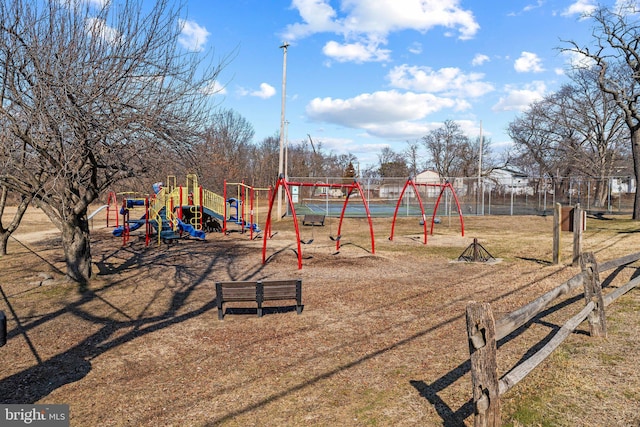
left=1, top=206, right=639, bottom=426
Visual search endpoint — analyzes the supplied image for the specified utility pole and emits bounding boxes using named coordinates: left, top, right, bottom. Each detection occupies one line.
left=477, top=120, right=483, bottom=215
left=284, top=120, right=289, bottom=181
left=278, top=42, right=289, bottom=219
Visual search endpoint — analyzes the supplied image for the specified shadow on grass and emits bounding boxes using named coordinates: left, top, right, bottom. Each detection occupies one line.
left=0, top=239, right=264, bottom=403
left=407, top=262, right=636, bottom=425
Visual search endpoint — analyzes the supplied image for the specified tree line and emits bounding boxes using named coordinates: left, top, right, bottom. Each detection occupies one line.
left=1, top=1, right=639, bottom=286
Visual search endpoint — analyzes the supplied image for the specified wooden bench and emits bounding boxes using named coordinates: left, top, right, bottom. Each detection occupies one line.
left=302, top=214, right=325, bottom=226
left=215, top=279, right=303, bottom=320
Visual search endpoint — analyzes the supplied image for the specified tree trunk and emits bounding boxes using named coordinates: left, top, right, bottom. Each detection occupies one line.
left=0, top=188, right=31, bottom=256
left=590, top=175, right=610, bottom=209
left=0, top=233, right=9, bottom=256
left=632, top=129, right=640, bottom=220
left=60, top=217, right=92, bottom=286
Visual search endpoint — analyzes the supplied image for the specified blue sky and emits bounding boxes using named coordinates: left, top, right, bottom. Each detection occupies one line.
left=174, top=0, right=630, bottom=168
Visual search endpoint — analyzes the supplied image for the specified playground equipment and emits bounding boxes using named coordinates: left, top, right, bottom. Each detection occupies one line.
left=388, top=178, right=465, bottom=244
left=223, top=181, right=271, bottom=240
left=262, top=175, right=375, bottom=269
left=458, top=238, right=495, bottom=262
left=106, top=191, right=119, bottom=227
left=112, top=174, right=226, bottom=246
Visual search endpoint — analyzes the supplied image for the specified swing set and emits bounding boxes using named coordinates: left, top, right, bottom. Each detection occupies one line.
left=261, top=175, right=376, bottom=269
left=389, top=178, right=465, bottom=244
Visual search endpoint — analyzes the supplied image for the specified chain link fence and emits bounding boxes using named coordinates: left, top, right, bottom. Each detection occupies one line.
left=284, top=176, right=636, bottom=218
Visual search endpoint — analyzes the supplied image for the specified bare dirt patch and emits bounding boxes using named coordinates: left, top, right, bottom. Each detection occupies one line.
left=1, top=208, right=639, bottom=426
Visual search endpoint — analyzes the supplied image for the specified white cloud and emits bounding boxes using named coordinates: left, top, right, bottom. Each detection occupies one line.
left=408, top=42, right=423, bottom=55
left=562, top=50, right=595, bottom=69
left=362, top=121, right=440, bottom=139
left=250, top=83, right=276, bottom=99
left=281, top=0, right=341, bottom=40
left=523, top=1, right=544, bottom=13
left=179, top=19, right=210, bottom=51
left=514, top=51, right=544, bottom=73
left=305, top=90, right=461, bottom=140
left=471, top=54, right=490, bottom=66
left=561, top=0, right=597, bottom=17
left=202, top=81, right=227, bottom=96
left=85, top=17, right=120, bottom=44
left=57, top=0, right=108, bottom=7
left=492, top=81, right=546, bottom=112
left=307, top=90, right=458, bottom=127
left=310, top=136, right=361, bottom=154
left=284, top=0, right=479, bottom=40
left=387, top=65, right=494, bottom=98
left=323, top=40, right=391, bottom=63
left=282, top=0, right=479, bottom=63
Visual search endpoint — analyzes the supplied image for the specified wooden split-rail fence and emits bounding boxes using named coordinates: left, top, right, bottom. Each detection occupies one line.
left=466, top=250, right=640, bottom=426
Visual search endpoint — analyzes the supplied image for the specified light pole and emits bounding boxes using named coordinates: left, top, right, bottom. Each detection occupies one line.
left=477, top=120, right=483, bottom=215
left=277, top=42, right=289, bottom=219
left=284, top=120, right=290, bottom=181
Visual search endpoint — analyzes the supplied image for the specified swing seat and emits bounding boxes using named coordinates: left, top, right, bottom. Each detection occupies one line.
left=302, top=214, right=325, bottom=226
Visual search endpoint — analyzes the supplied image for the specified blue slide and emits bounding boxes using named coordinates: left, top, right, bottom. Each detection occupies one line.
left=112, top=214, right=146, bottom=237
left=176, top=219, right=206, bottom=240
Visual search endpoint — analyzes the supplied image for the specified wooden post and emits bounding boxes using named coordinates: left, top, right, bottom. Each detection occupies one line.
left=572, top=204, right=583, bottom=266
left=466, top=302, right=500, bottom=427
left=579, top=252, right=607, bottom=337
left=553, top=203, right=561, bottom=264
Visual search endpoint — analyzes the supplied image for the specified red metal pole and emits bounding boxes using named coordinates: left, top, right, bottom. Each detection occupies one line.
left=121, top=198, right=129, bottom=246
left=413, top=181, right=429, bottom=244
left=447, top=181, right=465, bottom=237
left=262, top=175, right=303, bottom=269
left=250, top=186, right=255, bottom=240
left=389, top=179, right=410, bottom=242
left=355, top=180, right=376, bottom=253
left=335, top=185, right=351, bottom=252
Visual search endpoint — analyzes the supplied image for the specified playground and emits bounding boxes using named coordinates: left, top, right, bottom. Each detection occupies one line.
left=1, top=206, right=640, bottom=425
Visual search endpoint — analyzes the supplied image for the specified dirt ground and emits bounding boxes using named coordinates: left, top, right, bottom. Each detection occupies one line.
left=1, top=206, right=639, bottom=426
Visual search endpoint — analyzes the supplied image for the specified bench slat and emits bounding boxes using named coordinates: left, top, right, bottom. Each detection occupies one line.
left=217, top=281, right=258, bottom=301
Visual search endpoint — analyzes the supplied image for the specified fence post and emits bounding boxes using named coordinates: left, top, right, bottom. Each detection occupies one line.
left=572, top=204, right=583, bottom=266
left=553, top=203, right=561, bottom=264
left=579, top=252, right=607, bottom=337
left=466, top=302, right=500, bottom=427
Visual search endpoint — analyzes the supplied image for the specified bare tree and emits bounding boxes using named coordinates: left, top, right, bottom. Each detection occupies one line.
left=0, top=119, right=34, bottom=255
left=377, top=147, right=409, bottom=178
left=404, top=140, right=422, bottom=178
left=509, top=63, right=630, bottom=207
left=563, top=70, right=628, bottom=206
left=422, top=120, right=472, bottom=178
left=0, top=0, right=227, bottom=285
left=245, top=134, right=277, bottom=187
left=336, top=153, right=358, bottom=178
left=194, top=108, right=255, bottom=193
left=562, top=6, right=640, bottom=218
left=0, top=186, right=32, bottom=256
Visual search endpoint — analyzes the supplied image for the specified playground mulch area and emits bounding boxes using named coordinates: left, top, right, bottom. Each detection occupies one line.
left=1, top=208, right=640, bottom=426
